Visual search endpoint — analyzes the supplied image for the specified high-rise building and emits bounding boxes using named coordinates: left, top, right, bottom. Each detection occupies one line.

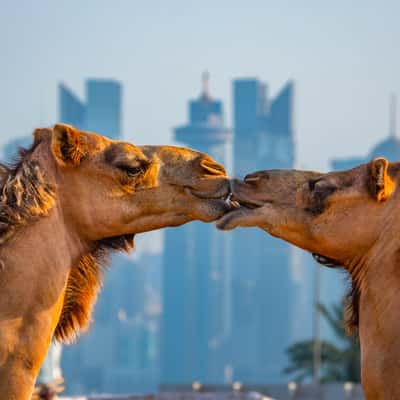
left=231, top=78, right=298, bottom=383
left=233, top=79, right=294, bottom=174
left=59, top=80, right=162, bottom=394
left=86, top=80, right=121, bottom=138
left=58, top=79, right=121, bottom=139
left=161, top=73, right=232, bottom=384
left=59, top=84, right=86, bottom=128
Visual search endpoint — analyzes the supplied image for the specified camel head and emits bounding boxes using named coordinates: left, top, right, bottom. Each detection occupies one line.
left=36, top=123, right=230, bottom=246
left=218, top=158, right=398, bottom=268
left=14, top=123, right=232, bottom=343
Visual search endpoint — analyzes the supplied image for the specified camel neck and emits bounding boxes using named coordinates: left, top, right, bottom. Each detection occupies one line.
left=0, top=204, right=87, bottom=398
left=356, top=243, right=400, bottom=398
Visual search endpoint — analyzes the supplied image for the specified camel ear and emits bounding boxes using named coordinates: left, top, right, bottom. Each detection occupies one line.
left=370, top=157, right=395, bottom=202
left=51, top=124, right=86, bottom=165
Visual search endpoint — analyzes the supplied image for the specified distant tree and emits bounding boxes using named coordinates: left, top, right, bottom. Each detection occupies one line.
left=284, top=301, right=360, bottom=383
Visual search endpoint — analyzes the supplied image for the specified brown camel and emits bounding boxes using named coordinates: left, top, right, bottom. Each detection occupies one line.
left=218, top=158, right=400, bottom=399
left=0, top=123, right=231, bottom=399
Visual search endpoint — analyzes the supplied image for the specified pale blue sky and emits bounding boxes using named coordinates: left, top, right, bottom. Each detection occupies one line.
left=1, top=0, right=400, bottom=170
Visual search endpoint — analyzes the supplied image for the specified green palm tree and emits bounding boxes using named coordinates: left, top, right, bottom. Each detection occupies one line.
left=284, top=301, right=360, bottom=383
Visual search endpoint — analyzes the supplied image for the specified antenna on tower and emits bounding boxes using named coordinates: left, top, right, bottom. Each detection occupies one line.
left=202, top=71, right=210, bottom=99
left=390, top=93, right=397, bottom=138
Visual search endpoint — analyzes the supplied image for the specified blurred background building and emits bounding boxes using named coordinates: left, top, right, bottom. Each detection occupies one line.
left=55, top=79, right=162, bottom=394
left=59, top=80, right=121, bottom=138
left=161, top=73, right=232, bottom=384
left=230, top=78, right=302, bottom=383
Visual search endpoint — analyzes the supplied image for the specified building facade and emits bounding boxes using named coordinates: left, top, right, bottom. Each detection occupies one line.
left=59, top=80, right=162, bottom=394
left=161, top=74, right=232, bottom=385
left=58, top=79, right=121, bottom=139
left=230, top=78, right=298, bottom=383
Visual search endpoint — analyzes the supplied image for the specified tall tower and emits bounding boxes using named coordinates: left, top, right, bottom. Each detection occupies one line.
left=161, top=74, right=232, bottom=384
left=231, top=78, right=297, bottom=383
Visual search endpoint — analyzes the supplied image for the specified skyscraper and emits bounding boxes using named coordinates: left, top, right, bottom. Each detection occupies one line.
left=231, top=78, right=297, bottom=382
left=58, top=79, right=121, bottom=139
left=86, top=80, right=121, bottom=138
left=59, top=83, right=86, bottom=129
left=59, top=79, right=162, bottom=394
left=161, top=73, right=232, bottom=384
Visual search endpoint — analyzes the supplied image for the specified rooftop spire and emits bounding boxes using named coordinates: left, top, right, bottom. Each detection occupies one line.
left=201, top=71, right=210, bottom=99
left=390, top=93, right=397, bottom=138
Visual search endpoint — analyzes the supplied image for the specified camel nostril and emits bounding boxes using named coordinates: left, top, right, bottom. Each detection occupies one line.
left=244, top=171, right=269, bottom=183
left=244, top=174, right=263, bottom=183
left=200, top=158, right=226, bottom=176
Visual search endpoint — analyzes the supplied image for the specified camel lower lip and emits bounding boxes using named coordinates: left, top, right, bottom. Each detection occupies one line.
left=189, top=189, right=238, bottom=209
left=238, top=201, right=259, bottom=209
left=216, top=206, right=254, bottom=230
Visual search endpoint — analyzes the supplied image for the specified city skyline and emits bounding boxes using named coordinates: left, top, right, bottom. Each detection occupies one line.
left=2, top=74, right=399, bottom=396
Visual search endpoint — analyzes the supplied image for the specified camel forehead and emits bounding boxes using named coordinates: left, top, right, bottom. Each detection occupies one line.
left=81, top=131, right=115, bottom=152
left=77, top=131, right=147, bottom=160
left=276, top=166, right=365, bottom=185
left=140, top=145, right=203, bottom=162
left=323, top=164, right=369, bottom=186
left=266, top=169, right=322, bottom=185
left=103, top=142, right=145, bottom=161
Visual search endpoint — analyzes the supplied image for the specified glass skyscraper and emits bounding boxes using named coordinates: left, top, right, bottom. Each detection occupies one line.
left=58, top=79, right=121, bottom=139
left=86, top=80, right=121, bottom=138
left=59, top=83, right=86, bottom=129
left=58, top=79, right=162, bottom=394
left=231, top=78, right=299, bottom=383
left=161, top=74, right=232, bottom=385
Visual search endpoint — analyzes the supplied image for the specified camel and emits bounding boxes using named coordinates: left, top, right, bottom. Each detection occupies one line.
left=217, top=158, right=400, bottom=399
left=0, top=123, right=231, bottom=400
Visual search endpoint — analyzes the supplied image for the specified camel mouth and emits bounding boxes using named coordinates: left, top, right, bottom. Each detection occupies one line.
left=230, top=192, right=268, bottom=210
left=190, top=191, right=240, bottom=210
left=188, top=184, right=229, bottom=200
left=188, top=186, right=240, bottom=210
left=215, top=206, right=254, bottom=230
left=235, top=199, right=263, bottom=209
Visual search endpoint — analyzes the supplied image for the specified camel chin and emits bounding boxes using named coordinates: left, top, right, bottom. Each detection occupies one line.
left=216, top=207, right=256, bottom=230
left=188, top=189, right=233, bottom=222
left=200, top=198, right=234, bottom=222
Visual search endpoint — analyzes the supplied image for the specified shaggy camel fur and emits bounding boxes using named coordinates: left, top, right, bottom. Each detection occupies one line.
left=218, top=158, right=400, bottom=399
left=0, top=124, right=230, bottom=399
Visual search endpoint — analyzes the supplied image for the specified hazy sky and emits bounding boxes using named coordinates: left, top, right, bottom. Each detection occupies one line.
left=1, top=0, right=400, bottom=170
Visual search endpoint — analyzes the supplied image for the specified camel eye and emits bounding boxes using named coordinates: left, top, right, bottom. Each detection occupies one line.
left=309, top=179, right=335, bottom=193
left=308, top=179, right=318, bottom=191
left=117, top=163, right=147, bottom=178
left=309, top=180, right=337, bottom=204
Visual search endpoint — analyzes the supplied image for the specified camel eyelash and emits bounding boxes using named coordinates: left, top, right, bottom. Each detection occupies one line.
left=117, top=164, right=145, bottom=177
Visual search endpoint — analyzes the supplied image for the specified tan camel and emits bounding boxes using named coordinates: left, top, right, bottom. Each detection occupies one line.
left=218, top=158, right=400, bottom=399
left=0, top=123, right=231, bottom=399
